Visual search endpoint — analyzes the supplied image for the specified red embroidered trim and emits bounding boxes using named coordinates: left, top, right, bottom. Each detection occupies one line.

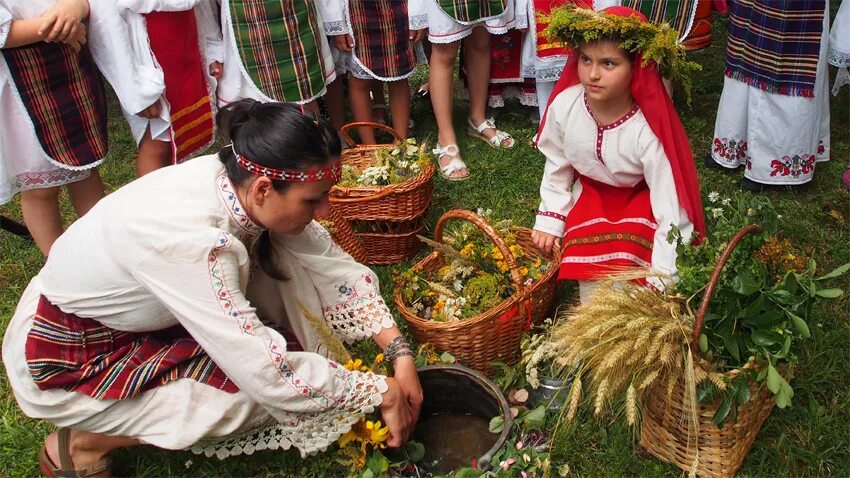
left=583, top=91, right=639, bottom=163
left=537, top=210, right=568, bottom=222
left=233, top=145, right=341, bottom=183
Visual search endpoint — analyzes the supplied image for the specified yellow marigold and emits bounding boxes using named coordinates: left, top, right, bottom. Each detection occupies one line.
left=519, top=267, right=529, bottom=277
left=435, top=300, right=446, bottom=311
left=491, top=247, right=504, bottom=260
left=534, top=258, right=542, bottom=268
left=365, top=420, right=390, bottom=447
left=343, top=359, right=369, bottom=372
left=460, top=243, right=475, bottom=258
left=496, top=261, right=509, bottom=273
left=373, top=353, right=384, bottom=364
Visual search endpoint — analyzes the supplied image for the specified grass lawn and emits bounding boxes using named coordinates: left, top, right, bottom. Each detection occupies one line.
left=1, top=15, right=849, bottom=478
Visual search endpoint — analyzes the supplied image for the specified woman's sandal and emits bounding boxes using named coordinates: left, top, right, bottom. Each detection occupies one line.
left=38, top=428, right=113, bottom=478
left=467, top=117, right=515, bottom=149
left=433, top=143, right=470, bottom=181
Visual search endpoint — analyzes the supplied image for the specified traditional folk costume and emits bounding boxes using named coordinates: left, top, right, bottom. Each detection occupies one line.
left=533, top=6, right=705, bottom=299
left=86, top=0, right=220, bottom=164
left=829, top=0, right=850, bottom=94
left=710, top=0, right=830, bottom=186
left=0, top=1, right=108, bottom=204
left=218, top=1, right=339, bottom=105
left=422, top=0, right=517, bottom=44
left=3, top=155, right=396, bottom=458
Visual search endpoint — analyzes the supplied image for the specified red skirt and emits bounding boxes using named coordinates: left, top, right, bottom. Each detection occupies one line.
left=558, top=176, right=656, bottom=281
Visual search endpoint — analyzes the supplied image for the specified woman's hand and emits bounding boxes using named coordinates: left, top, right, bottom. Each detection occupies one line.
left=391, top=355, right=423, bottom=428
left=331, top=34, right=354, bottom=53
left=379, top=377, right=414, bottom=448
left=531, top=229, right=560, bottom=257
left=62, top=23, right=87, bottom=52
left=209, top=61, right=223, bottom=80
left=137, top=99, right=161, bottom=119
left=38, top=0, right=90, bottom=43
left=408, top=28, right=427, bottom=44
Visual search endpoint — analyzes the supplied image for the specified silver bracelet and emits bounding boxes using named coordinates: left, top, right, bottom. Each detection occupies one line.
left=384, top=336, right=413, bottom=362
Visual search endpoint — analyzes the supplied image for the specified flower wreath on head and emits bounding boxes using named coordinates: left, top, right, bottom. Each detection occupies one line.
left=542, top=5, right=702, bottom=103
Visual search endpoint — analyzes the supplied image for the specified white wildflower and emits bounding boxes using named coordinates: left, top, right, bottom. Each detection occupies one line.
left=708, top=191, right=720, bottom=203
left=711, top=208, right=724, bottom=219
left=184, top=460, right=193, bottom=469
left=721, top=197, right=732, bottom=207
left=405, top=145, right=418, bottom=156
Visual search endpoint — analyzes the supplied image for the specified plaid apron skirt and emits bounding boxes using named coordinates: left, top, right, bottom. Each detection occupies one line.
left=624, top=0, right=699, bottom=43
left=228, top=0, right=327, bottom=102
left=725, top=0, right=825, bottom=98
left=2, top=42, right=107, bottom=168
left=437, top=0, right=507, bottom=23
left=25, top=296, right=303, bottom=400
left=349, top=0, right=415, bottom=80
left=558, top=176, right=655, bottom=281
left=535, top=0, right=590, bottom=59
left=145, top=10, right=214, bottom=163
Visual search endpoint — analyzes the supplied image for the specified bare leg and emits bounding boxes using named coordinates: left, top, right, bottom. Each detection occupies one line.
left=324, top=79, right=346, bottom=131
left=136, top=127, right=172, bottom=177
left=302, top=100, right=321, bottom=115
left=371, top=81, right=388, bottom=124
left=463, top=28, right=510, bottom=147
left=19, top=186, right=63, bottom=256
left=349, top=76, right=377, bottom=144
left=387, top=79, right=411, bottom=140
left=67, top=169, right=105, bottom=217
left=428, top=40, right=468, bottom=178
left=44, top=429, right=141, bottom=471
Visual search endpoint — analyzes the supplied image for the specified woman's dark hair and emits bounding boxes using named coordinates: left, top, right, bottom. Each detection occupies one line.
left=216, top=99, right=342, bottom=280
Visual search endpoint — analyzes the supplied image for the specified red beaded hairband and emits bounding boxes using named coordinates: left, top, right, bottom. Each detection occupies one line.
left=230, top=144, right=341, bottom=183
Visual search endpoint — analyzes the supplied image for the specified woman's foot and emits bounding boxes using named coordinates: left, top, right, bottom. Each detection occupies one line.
left=433, top=143, right=470, bottom=181
left=467, top=117, right=515, bottom=149
left=40, top=429, right=113, bottom=478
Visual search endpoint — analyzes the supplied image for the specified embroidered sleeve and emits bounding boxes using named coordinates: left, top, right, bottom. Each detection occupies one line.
left=514, top=0, right=529, bottom=30
left=0, top=6, right=13, bottom=48
left=133, top=230, right=388, bottom=453
left=273, top=223, right=396, bottom=343
left=408, top=0, right=429, bottom=30
left=638, top=124, right=694, bottom=280
left=534, top=92, right=577, bottom=238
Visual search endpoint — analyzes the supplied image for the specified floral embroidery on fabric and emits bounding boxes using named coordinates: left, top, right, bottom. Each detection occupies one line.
left=713, top=137, right=748, bottom=163
left=770, top=154, right=816, bottom=177
left=208, top=233, right=255, bottom=336
left=322, top=274, right=395, bottom=343
left=583, top=91, right=639, bottom=163
left=537, top=210, right=568, bottom=222
left=817, top=141, right=825, bottom=155
left=216, top=172, right=264, bottom=241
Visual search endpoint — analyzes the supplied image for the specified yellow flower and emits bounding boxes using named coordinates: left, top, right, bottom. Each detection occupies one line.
left=460, top=243, right=475, bottom=258
left=519, top=267, right=529, bottom=277
left=534, top=258, right=542, bottom=268
left=338, top=428, right=358, bottom=447
left=435, top=300, right=446, bottom=311
left=343, top=359, right=369, bottom=372
left=491, top=247, right=503, bottom=260
left=365, top=420, right=390, bottom=447
left=374, top=353, right=384, bottom=364
left=496, top=261, right=509, bottom=273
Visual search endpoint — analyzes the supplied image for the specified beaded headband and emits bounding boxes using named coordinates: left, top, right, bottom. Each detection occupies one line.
left=230, top=143, right=341, bottom=183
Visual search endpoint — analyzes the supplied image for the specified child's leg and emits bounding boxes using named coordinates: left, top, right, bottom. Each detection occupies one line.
left=387, top=79, right=411, bottom=140
left=67, top=169, right=105, bottom=217
left=19, top=186, right=63, bottom=256
left=371, top=81, right=388, bottom=124
left=535, top=80, right=556, bottom=120
left=349, top=76, right=377, bottom=144
left=463, top=28, right=512, bottom=148
left=324, top=79, right=347, bottom=131
left=136, top=126, right=172, bottom=177
left=428, top=40, right=460, bottom=148
left=578, top=280, right=598, bottom=305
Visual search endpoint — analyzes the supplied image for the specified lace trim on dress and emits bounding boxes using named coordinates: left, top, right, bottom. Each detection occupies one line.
left=10, top=168, right=90, bottom=198
left=190, top=370, right=388, bottom=458
left=322, top=273, right=396, bottom=343
left=828, top=48, right=850, bottom=67
left=409, top=14, right=428, bottom=30
left=324, top=20, right=349, bottom=35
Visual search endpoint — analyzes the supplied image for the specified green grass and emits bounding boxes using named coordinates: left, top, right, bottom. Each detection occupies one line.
left=2, top=18, right=849, bottom=477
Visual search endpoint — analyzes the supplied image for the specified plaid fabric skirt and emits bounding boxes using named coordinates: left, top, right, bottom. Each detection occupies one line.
left=349, top=0, right=415, bottom=80
left=25, top=296, right=304, bottom=401
left=2, top=42, right=107, bottom=168
left=145, top=10, right=214, bottom=163
left=534, top=0, right=590, bottom=59
left=558, top=176, right=655, bottom=281
left=623, top=0, right=699, bottom=43
left=228, top=0, right=327, bottom=102
left=437, top=0, right=508, bottom=23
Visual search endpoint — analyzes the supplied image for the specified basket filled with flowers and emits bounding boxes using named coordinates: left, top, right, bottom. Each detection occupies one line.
left=327, top=122, right=435, bottom=265
left=393, top=209, right=559, bottom=374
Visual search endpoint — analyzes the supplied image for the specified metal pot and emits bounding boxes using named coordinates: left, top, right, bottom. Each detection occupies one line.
left=416, top=364, right=513, bottom=471
left=529, top=375, right=573, bottom=412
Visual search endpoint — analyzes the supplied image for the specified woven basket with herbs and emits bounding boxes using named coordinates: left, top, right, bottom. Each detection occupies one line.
left=327, top=121, right=435, bottom=265
left=393, top=209, right=558, bottom=374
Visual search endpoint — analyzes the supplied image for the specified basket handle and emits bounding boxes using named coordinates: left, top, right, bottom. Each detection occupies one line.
left=340, top=121, right=403, bottom=148
left=690, top=224, right=763, bottom=354
left=432, top=209, right=527, bottom=296
left=328, top=183, right=397, bottom=203
left=319, top=207, right=369, bottom=263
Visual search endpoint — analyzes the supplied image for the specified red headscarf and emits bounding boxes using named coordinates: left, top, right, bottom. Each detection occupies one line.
left=537, top=6, right=706, bottom=242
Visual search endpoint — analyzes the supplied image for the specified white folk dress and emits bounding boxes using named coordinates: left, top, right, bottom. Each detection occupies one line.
left=0, top=1, right=94, bottom=203
left=533, top=84, right=693, bottom=290
left=87, top=0, right=222, bottom=150
left=3, top=155, right=394, bottom=458
left=829, top=0, right=850, bottom=94
left=422, top=0, right=516, bottom=44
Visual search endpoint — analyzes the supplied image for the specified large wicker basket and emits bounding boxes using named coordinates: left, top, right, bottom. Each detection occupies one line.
left=640, top=224, right=783, bottom=478
left=327, top=122, right=435, bottom=265
left=394, top=210, right=559, bottom=374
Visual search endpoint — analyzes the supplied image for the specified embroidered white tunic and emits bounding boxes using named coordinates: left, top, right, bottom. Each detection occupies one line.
left=2, top=155, right=394, bottom=457
left=533, top=84, right=693, bottom=278
left=0, top=0, right=93, bottom=203
left=86, top=0, right=222, bottom=145
left=829, top=0, right=850, bottom=94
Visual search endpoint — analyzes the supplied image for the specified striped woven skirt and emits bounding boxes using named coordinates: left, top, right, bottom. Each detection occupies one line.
left=437, top=0, right=508, bottom=23
left=348, top=0, right=416, bottom=81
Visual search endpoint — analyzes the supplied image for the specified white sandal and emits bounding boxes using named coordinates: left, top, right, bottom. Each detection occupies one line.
left=432, top=143, right=470, bottom=181
left=467, top=117, right=515, bottom=149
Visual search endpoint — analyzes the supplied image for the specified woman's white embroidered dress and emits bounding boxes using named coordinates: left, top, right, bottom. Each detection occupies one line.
left=3, top=155, right=394, bottom=458
left=829, top=0, right=850, bottom=94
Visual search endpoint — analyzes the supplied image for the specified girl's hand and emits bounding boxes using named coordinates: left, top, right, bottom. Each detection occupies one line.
left=531, top=229, right=560, bottom=257
left=390, top=355, right=423, bottom=428
left=408, top=28, right=427, bottom=44
left=331, top=34, right=354, bottom=53
left=62, top=23, right=87, bottom=52
left=137, top=100, right=161, bottom=119
left=39, top=0, right=90, bottom=42
left=209, top=61, right=223, bottom=79
left=379, top=377, right=414, bottom=448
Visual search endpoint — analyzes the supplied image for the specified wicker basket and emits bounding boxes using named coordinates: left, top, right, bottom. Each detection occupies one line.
left=640, top=224, right=783, bottom=478
left=327, top=122, right=435, bottom=265
left=393, top=210, right=559, bottom=374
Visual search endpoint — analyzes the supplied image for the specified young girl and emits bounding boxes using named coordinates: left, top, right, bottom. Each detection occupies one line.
left=329, top=0, right=426, bottom=143
left=531, top=6, right=705, bottom=302
left=709, top=0, right=830, bottom=190
left=1, top=0, right=107, bottom=255
left=87, top=0, right=222, bottom=175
